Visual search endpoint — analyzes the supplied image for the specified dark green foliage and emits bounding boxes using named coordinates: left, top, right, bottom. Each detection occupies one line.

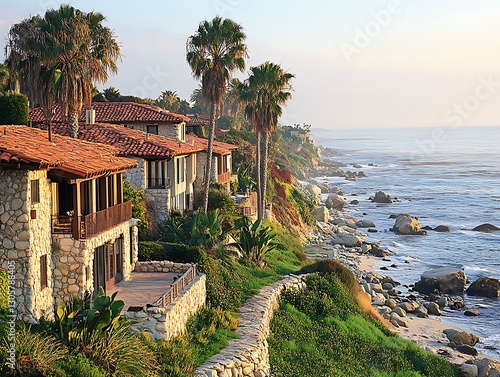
left=232, top=217, right=278, bottom=266
left=300, top=259, right=358, bottom=294
left=0, top=94, right=28, bottom=125
left=123, top=179, right=152, bottom=240
left=138, top=241, right=166, bottom=261
left=269, top=273, right=459, bottom=377
left=55, top=353, right=106, bottom=377
left=0, top=269, right=8, bottom=311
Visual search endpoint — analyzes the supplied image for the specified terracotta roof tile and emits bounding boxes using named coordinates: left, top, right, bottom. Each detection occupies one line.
left=187, top=135, right=238, bottom=155
left=29, top=102, right=189, bottom=124
left=37, top=123, right=204, bottom=158
left=187, top=114, right=210, bottom=127
left=0, top=126, right=137, bottom=178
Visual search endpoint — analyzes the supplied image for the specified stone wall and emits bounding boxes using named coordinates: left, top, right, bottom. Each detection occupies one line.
left=134, top=260, right=194, bottom=273
left=52, top=220, right=139, bottom=304
left=125, top=157, right=146, bottom=190
left=0, top=170, right=54, bottom=321
left=194, top=274, right=307, bottom=377
left=126, top=273, right=206, bottom=340
left=144, top=188, right=170, bottom=226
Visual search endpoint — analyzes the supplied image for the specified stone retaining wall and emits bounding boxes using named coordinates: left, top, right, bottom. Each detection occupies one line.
left=125, top=273, right=206, bottom=340
left=134, top=260, right=193, bottom=273
left=194, top=274, right=307, bottom=377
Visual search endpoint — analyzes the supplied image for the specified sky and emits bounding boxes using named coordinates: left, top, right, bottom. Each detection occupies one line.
left=2, top=0, right=500, bottom=129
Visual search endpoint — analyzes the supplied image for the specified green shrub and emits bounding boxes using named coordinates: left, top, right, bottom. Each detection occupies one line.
left=0, top=269, right=8, bottom=311
left=0, top=325, right=67, bottom=376
left=138, top=241, right=166, bottom=261
left=159, top=242, right=200, bottom=263
left=0, top=94, right=28, bottom=125
left=155, top=336, right=196, bottom=377
left=55, top=352, right=106, bottom=377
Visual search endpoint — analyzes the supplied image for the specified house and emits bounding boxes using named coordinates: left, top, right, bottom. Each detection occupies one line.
left=187, top=114, right=210, bottom=136
left=29, top=101, right=190, bottom=142
left=30, top=102, right=239, bottom=210
left=0, top=125, right=139, bottom=321
left=38, top=122, right=204, bottom=223
left=188, top=135, right=238, bottom=193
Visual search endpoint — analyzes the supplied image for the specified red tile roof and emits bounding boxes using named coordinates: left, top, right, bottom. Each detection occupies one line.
left=187, top=114, right=210, bottom=127
left=29, top=102, right=189, bottom=124
left=37, top=123, right=204, bottom=158
left=187, top=135, right=238, bottom=155
left=0, top=126, right=137, bottom=178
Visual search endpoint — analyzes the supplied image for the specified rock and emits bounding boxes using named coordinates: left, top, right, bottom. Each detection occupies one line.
left=455, top=345, right=478, bottom=356
left=422, top=225, right=433, bottom=231
left=325, top=194, right=345, bottom=210
left=472, top=223, right=500, bottom=232
left=391, top=214, right=426, bottom=235
left=414, top=304, right=428, bottom=317
left=427, top=302, right=442, bottom=316
left=470, top=358, right=500, bottom=377
left=443, top=328, right=480, bottom=347
left=436, top=297, right=448, bottom=308
left=466, top=277, right=500, bottom=298
left=305, top=183, right=322, bottom=197
left=371, top=191, right=393, bottom=203
left=357, top=171, right=368, bottom=178
left=369, top=246, right=391, bottom=258
left=397, top=302, right=415, bottom=313
left=350, top=199, right=359, bottom=205
left=390, top=312, right=409, bottom=328
left=388, top=214, right=399, bottom=219
left=356, top=219, right=376, bottom=228
left=367, top=228, right=378, bottom=233
left=459, top=363, right=478, bottom=377
left=313, top=206, right=329, bottom=223
left=392, top=306, right=407, bottom=317
left=433, top=225, right=451, bottom=232
left=331, top=231, right=363, bottom=247
left=464, top=309, right=480, bottom=316
left=385, top=299, right=397, bottom=309
left=414, top=267, right=467, bottom=294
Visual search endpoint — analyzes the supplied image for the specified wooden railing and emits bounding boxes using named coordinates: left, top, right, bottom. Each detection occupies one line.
left=235, top=192, right=257, bottom=216
left=217, top=171, right=231, bottom=184
left=151, top=265, right=198, bottom=307
left=81, top=201, right=132, bottom=239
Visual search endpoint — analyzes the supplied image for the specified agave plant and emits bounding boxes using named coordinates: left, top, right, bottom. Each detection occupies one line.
left=232, top=217, right=278, bottom=267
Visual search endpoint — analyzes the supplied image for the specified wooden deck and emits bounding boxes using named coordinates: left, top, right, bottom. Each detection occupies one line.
left=107, top=272, right=179, bottom=310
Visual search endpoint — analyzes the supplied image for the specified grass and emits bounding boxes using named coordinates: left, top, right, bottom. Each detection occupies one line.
left=269, top=272, right=459, bottom=377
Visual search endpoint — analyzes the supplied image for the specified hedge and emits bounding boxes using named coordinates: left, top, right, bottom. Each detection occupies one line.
left=0, top=269, right=8, bottom=310
left=0, top=94, right=28, bottom=125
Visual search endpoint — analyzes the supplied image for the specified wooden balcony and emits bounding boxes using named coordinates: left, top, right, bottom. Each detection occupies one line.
left=217, top=171, right=231, bottom=184
left=52, top=201, right=132, bottom=239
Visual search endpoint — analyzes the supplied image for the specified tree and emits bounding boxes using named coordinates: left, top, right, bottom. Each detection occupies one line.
left=238, top=62, right=294, bottom=219
left=186, top=16, right=248, bottom=212
left=103, top=86, right=121, bottom=101
left=6, top=5, right=121, bottom=136
left=0, top=64, right=10, bottom=94
left=155, top=89, right=181, bottom=112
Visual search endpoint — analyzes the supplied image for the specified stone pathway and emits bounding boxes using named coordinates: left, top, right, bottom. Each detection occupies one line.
left=107, top=272, right=179, bottom=310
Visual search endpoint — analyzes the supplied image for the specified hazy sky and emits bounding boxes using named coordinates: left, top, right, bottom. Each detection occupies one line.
left=2, top=0, right=500, bottom=129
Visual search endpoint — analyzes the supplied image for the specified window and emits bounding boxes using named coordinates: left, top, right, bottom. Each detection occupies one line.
left=147, top=125, right=158, bottom=135
left=31, top=179, right=40, bottom=204
left=147, top=160, right=166, bottom=188
left=40, top=254, right=48, bottom=290
left=176, top=157, right=185, bottom=184
left=179, top=123, right=186, bottom=141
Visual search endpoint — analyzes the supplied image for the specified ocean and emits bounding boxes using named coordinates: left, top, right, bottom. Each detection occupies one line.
left=310, top=125, right=500, bottom=360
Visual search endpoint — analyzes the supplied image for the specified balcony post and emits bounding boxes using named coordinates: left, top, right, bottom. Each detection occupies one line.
left=72, top=182, right=82, bottom=239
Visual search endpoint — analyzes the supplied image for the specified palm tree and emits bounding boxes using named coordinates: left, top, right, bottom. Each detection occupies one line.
left=238, top=62, right=294, bottom=219
left=6, top=5, right=120, bottom=136
left=186, top=16, right=248, bottom=212
left=155, top=90, right=180, bottom=112
left=103, top=86, right=121, bottom=102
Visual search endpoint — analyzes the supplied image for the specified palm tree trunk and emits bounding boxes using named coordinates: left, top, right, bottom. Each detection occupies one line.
left=68, top=110, right=79, bottom=138
left=202, top=102, right=217, bottom=212
left=261, top=132, right=269, bottom=218
left=256, top=131, right=262, bottom=219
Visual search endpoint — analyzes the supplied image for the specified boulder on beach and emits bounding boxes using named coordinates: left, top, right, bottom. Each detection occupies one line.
left=350, top=199, right=359, bottom=205
left=414, top=267, right=467, bottom=294
left=313, top=206, right=329, bottom=223
left=356, top=219, right=376, bottom=228
left=305, top=183, right=322, bottom=197
left=391, top=214, right=426, bottom=235
left=443, top=328, right=480, bottom=347
left=433, top=225, right=451, bottom=232
left=330, top=231, right=363, bottom=247
left=472, top=223, right=500, bottom=232
left=466, top=277, right=500, bottom=297
left=371, top=191, right=393, bottom=203
left=369, top=245, right=391, bottom=258
left=325, top=194, right=345, bottom=210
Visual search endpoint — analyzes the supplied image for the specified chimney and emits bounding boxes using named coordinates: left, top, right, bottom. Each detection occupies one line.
left=85, top=109, right=96, bottom=124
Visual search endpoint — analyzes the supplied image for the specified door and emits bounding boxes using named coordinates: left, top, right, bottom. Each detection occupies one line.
left=93, top=240, right=124, bottom=293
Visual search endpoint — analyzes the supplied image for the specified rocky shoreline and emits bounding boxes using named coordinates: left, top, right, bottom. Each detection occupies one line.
left=301, top=148, right=500, bottom=376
